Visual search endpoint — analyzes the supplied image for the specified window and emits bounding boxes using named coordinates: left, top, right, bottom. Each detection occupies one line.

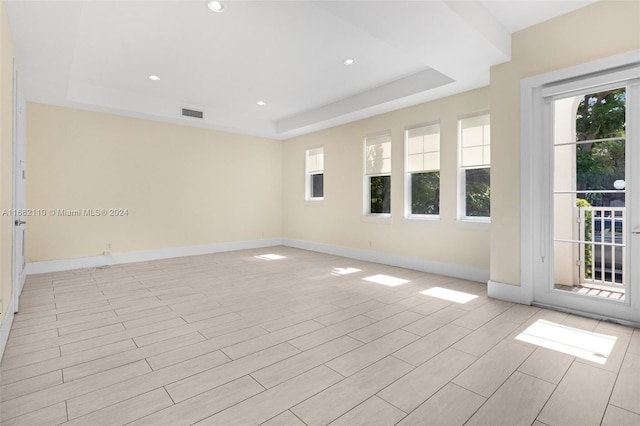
left=305, top=147, right=324, bottom=200
left=365, top=132, right=391, bottom=214
left=459, top=114, right=491, bottom=219
left=406, top=124, right=440, bottom=216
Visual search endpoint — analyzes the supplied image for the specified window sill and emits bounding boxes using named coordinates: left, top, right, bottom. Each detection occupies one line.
left=362, top=214, right=392, bottom=224
left=403, top=215, right=440, bottom=225
left=304, top=198, right=324, bottom=206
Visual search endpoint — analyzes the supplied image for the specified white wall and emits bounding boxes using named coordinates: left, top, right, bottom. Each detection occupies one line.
left=26, top=103, right=283, bottom=261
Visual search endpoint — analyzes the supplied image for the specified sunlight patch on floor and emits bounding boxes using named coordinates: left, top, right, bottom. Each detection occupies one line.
left=331, top=267, right=362, bottom=276
left=515, top=319, right=617, bottom=365
left=255, top=254, right=287, bottom=261
left=420, top=287, right=478, bottom=304
left=362, top=274, right=410, bottom=287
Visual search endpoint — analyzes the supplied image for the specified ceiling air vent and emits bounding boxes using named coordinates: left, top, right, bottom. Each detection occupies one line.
left=181, top=108, right=204, bottom=119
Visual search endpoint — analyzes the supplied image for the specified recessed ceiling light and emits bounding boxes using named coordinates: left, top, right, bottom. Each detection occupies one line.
left=148, top=75, right=160, bottom=81
left=257, top=101, right=266, bottom=106
left=343, top=58, right=356, bottom=65
left=207, top=1, right=224, bottom=12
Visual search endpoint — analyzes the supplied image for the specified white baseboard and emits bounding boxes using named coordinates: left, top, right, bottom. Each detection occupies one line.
left=283, top=238, right=490, bottom=283
left=0, top=296, right=16, bottom=362
left=26, top=237, right=490, bottom=284
left=26, top=238, right=283, bottom=275
left=487, top=280, right=532, bottom=304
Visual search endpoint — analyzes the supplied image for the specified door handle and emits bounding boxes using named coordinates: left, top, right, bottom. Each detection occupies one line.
left=14, top=220, right=26, bottom=226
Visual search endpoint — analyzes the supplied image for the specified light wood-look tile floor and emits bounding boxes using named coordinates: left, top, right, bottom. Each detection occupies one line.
left=1, top=247, right=638, bottom=426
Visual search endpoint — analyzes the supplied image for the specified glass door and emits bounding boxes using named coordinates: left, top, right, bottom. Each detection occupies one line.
left=536, top=78, right=639, bottom=324
left=553, top=88, right=627, bottom=298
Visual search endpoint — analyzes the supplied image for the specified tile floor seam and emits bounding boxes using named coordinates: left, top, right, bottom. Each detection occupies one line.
left=479, top=342, right=546, bottom=392
left=352, top=356, right=416, bottom=404
left=603, top=349, right=632, bottom=419
left=619, top=355, right=640, bottom=403
left=607, top=402, right=640, bottom=416
left=460, top=366, right=554, bottom=425
left=332, top=395, right=408, bottom=426
left=160, top=344, right=301, bottom=401
left=453, top=326, right=516, bottom=359
left=53, top=324, right=166, bottom=356
left=573, top=356, right=625, bottom=374
left=0, top=399, right=66, bottom=423
left=373, top=391, right=409, bottom=416
left=131, top=349, right=235, bottom=392
left=516, top=368, right=563, bottom=387
left=143, top=358, right=154, bottom=374
left=191, top=367, right=333, bottom=425
left=56, top=337, right=145, bottom=377
left=445, top=380, right=487, bottom=401
left=0, top=360, right=152, bottom=419
left=67, top=387, right=170, bottom=423
left=322, top=362, right=348, bottom=378
left=248, top=373, right=268, bottom=391
left=325, top=332, right=422, bottom=377
left=458, top=395, right=487, bottom=425
left=162, top=385, right=177, bottom=405
left=287, top=317, right=375, bottom=350
left=534, top=358, right=576, bottom=425
left=176, top=381, right=267, bottom=426
left=0, top=371, right=61, bottom=403
left=289, top=410, right=309, bottom=426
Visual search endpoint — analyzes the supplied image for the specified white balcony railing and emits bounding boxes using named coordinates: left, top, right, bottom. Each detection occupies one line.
left=578, top=206, right=625, bottom=287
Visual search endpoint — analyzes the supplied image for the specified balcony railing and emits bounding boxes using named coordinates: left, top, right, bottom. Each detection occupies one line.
left=578, top=206, right=625, bottom=287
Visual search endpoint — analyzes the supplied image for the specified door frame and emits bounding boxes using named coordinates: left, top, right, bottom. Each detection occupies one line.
left=520, top=50, right=640, bottom=326
left=12, top=60, right=27, bottom=313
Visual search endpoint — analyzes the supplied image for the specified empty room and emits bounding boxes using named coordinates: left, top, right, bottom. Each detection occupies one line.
left=0, top=0, right=639, bottom=425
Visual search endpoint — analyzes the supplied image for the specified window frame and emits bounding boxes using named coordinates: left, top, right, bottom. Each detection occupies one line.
left=404, top=122, right=441, bottom=220
left=305, top=146, right=324, bottom=201
left=368, top=174, right=392, bottom=215
left=363, top=131, right=392, bottom=217
left=458, top=113, right=491, bottom=221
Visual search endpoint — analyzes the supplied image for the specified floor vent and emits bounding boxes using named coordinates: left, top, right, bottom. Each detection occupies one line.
left=181, top=108, right=204, bottom=119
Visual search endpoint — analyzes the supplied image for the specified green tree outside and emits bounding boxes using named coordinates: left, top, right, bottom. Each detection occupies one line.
left=411, top=172, right=440, bottom=215
left=576, top=88, right=626, bottom=206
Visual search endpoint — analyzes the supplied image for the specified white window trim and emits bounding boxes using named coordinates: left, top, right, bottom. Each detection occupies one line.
left=458, top=112, right=491, bottom=222
left=404, top=122, right=441, bottom=220
left=305, top=146, right=324, bottom=202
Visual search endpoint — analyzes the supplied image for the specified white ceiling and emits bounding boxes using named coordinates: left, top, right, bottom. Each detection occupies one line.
left=6, top=0, right=596, bottom=139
